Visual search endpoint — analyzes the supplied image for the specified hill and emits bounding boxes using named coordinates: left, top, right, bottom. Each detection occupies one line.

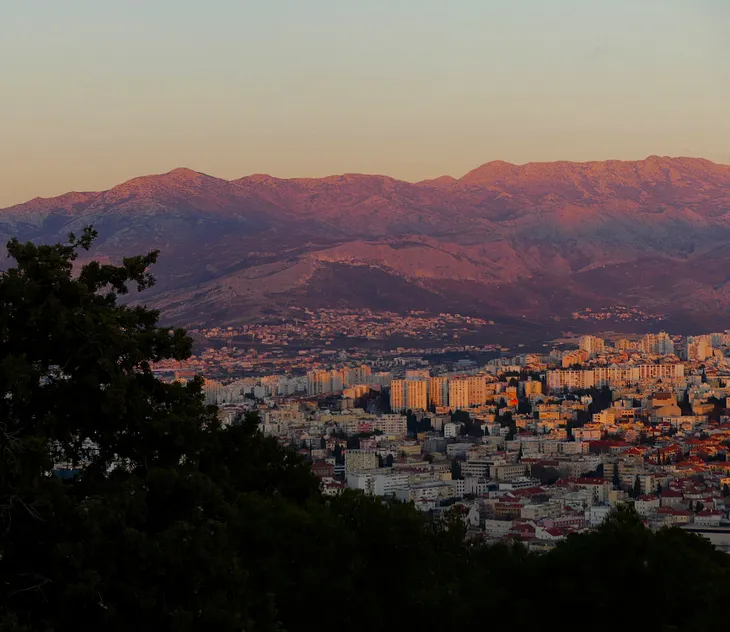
left=3, top=156, right=730, bottom=331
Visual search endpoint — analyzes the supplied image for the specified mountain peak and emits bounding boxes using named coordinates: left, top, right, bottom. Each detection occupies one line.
left=167, top=167, right=203, bottom=178
left=111, top=167, right=219, bottom=194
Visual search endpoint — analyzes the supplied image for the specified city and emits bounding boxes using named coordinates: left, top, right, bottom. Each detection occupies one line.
left=158, top=330, right=730, bottom=552
left=4, top=1, right=730, bottom=629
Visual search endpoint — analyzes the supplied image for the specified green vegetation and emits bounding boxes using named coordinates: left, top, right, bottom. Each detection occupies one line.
left=2, top=230, right=730, bottom=632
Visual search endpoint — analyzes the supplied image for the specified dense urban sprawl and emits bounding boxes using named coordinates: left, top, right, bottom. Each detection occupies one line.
left=153, top=330, right=730, bottom=551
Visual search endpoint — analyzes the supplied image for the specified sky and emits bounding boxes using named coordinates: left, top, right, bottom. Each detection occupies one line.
left=1, top=0, right=729, bottom=206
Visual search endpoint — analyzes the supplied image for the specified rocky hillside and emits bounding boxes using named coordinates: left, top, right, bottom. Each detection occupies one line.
left=2, top=157, right=730, bottom=330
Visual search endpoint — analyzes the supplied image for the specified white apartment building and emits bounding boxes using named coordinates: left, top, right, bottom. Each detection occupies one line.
left=461, top=458, right=492, bottom=479
left=373, top=471, right=410, bottom=496
left=493, top=464, right=526, bottom=482
left=547, top=363, right=685, bottom=392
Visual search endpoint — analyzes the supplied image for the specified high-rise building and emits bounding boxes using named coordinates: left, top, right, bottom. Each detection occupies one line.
left=371, top=372, right=392, bottom=387
left=390, top=378, right=427, bottom=411
left=307, top=369, right=342, bottom=395
left=615, top=339, right=634, bottom=351
left=467, top=376, right=487, bottom=406
left=686, top=336, right=712, bottom=361
left=429, top=376, right=449, bottom=408
left=640, top=332, right=674, bottom=356
left=579, top=335, right=605, bottom=357
left=390, top=379, right=407, bottom=412
left=343, top=365, right=372, bottom=386
left=406, top=379, right=428, bottom=411
left=448, top=378, right=470, bottom=409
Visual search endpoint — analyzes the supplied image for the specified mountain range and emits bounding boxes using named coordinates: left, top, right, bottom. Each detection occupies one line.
left=3, top=156, right=730, bottom=334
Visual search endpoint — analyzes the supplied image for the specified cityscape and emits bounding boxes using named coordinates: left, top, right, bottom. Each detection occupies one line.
left=4, top=0, right=730, bottom=629
left=151, top=328, right=730, bottom=552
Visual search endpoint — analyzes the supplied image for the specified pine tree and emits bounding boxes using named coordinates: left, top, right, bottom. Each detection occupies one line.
left=633, top=475, right=642, bottom=498
left=612, top=464, right=621, bottom=489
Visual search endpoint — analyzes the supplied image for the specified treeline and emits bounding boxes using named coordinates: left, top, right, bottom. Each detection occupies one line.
left=1, top=229, right=729, bottom=632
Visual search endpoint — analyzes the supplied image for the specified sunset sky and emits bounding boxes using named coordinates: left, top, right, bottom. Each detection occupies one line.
left=1, top=0, right=729, bottom=207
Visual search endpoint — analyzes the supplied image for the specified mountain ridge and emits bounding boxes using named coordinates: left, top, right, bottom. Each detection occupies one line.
left=8, top=156, right=729, bottom=208
left=3, top=156, right=730, bottom=333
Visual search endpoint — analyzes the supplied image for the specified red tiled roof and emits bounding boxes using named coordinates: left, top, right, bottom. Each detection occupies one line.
left=544, top=527, right=565, bottom=537
left=575, top=478, right=606, bottom=485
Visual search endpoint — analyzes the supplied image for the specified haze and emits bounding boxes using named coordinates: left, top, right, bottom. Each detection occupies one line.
left=1, top=0, right=729, bottom=207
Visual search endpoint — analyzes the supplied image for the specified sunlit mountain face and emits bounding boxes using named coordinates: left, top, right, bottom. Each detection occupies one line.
left=3, top=157, right=730, bottom=332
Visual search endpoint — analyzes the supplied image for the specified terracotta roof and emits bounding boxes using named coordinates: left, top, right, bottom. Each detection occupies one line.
left=661, top=490, right=683, bottom=497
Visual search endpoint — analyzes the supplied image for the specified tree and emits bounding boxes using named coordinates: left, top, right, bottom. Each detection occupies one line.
left=694, top=501, right=705, bottom=514
left=612, top=464, right=621, bottom=489
left=632, top=475, right=642, bottom=498
left=0, top=229, right=318, bottom=631
left=333, top=442, right=345, bottom=465
left=723, top=484, right=730, bottom=498
left=531, top=464, right=559, bottom=486
left=517, top=398, right=532, bottom=415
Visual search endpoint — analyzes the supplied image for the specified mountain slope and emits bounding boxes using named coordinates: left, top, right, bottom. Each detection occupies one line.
left=2, top=157, right=730, bottom=330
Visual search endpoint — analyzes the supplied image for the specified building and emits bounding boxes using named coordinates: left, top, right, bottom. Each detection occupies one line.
left=429, top=376, right=449, bottom=408
left=307, top=369, right=344, bottom=395
left=372, top=414, right=408, bottom=435
left=493, top=464, right=526, bottom=482
left=345, top=450, right=379, bottom=473
left=461, top=458, right=492, bottom=479
left=579, top=335, right=605, bottom=357
left=641, top=332, right=675, bottom=355
left=390, top=379, right=407, bottom=412
left=449, top=378, right=470, bottom=409
left=343, top=365, right=372, bottom=386
left=390, top=378, right=427, bottom=412
left=467, top=376, right=487, bottom=406
left=546, top=369, right=596, bottom=392
left=407, top=379, right=428, bottom=411
left=547, top=364, right=685, bottom=392
left=686, top=336, right=713, bottom=361
left=373, top=471, right=410, bottom=496
left=523, top=379, right=543, bottom=397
